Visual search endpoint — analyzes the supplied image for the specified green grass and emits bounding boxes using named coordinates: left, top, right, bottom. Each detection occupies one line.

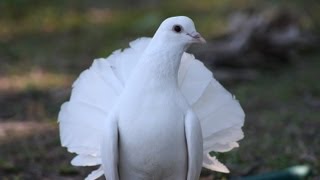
left=218, top=54, right=320, bottom=178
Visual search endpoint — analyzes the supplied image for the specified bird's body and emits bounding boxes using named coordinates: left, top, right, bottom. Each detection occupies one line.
left=115, top=92, right=202, bottom=180
left=58, top=16, right=245, bottom=180
left=117, top=90, right=189, bottom=180
left=103, top=23, right=203, bottom=179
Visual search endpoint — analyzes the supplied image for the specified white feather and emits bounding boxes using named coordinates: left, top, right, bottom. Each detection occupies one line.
left=58, top=38, right=148, bottom=157
left=84, top=166, right=104, bottom=180
left=203, top=154, right=230, bottom=173
left=71, top=155, right=101, bottom=166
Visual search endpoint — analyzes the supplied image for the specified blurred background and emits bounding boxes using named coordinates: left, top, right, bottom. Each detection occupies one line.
left=0, top=0, right=319, bottom=179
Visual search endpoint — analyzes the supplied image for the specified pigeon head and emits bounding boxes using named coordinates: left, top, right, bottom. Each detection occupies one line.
left=152, top=16, right=206, bottom=49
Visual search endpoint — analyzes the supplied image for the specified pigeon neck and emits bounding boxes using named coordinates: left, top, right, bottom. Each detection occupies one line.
left=134, top=38, right=186, bottom=88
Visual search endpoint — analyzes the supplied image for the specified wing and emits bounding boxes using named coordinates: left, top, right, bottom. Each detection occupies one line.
left=184, top=110, right=203, bottom=180
left=178, top=53, right=245, bottom=173
left=101, top=113, right=119, bottom=180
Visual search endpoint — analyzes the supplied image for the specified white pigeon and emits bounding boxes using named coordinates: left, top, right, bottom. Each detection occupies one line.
left=58, top=16, right=245, bottom=180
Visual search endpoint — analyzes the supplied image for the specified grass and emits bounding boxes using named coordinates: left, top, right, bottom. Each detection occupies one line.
left=228, top=54, right=320, bottom=176
left=208, top=53, right=320, bottom=179
left=0, top=0, right=319, bottom=179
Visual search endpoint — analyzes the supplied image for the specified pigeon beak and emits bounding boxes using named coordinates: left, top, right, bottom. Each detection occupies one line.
left=187, top=32, right=206, bottom=44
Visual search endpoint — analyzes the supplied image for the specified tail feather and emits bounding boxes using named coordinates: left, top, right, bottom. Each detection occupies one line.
left=84, top=166, right=104, bottom=180
left=179, top=53, right=212, bottom=105
left=203, top=125, right=243, bottom=153
left=203, top=154, right=230, bottom=173
left=71, top=155, right=101, bottom=166
left=108, top=37, right=150, bottom=84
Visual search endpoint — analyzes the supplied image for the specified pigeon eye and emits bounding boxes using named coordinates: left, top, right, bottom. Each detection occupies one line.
left=173, top=25, right=182, bottom=33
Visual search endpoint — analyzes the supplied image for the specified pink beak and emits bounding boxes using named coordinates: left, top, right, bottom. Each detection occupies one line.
left=187, top=32, right=206, bottom=44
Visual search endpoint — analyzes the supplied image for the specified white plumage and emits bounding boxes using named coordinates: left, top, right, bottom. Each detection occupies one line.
left=58, top=16, right=244, bottom=180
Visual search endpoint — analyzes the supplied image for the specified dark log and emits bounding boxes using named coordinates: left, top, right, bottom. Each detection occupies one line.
left=190, top=8, right=318, bottom=83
